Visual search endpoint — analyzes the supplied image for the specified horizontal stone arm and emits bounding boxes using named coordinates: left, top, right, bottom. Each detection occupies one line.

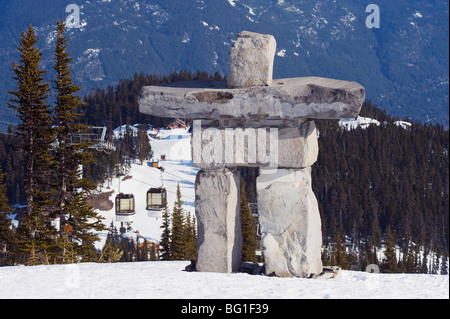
left=138, top=76, right=365, bottom=121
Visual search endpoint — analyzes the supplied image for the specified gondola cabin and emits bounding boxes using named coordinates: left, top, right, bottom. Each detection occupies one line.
left=146, top=188, right=167, bottom=211
left=115, top=193, right=135, bottom=222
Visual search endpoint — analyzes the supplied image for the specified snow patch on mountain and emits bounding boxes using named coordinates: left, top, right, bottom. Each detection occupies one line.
left=276, top=49, right=286, bottom=57
left=227, top=0, right=238, bottom=7
left=339, top=116, right=380, bottom=130
left=201, top=21, right=220, bottom=31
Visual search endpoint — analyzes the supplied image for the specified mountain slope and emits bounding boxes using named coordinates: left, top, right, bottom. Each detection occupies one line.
left=0, top=0, right=448, bottom=131
left=93, top=127, right=197, bottom=248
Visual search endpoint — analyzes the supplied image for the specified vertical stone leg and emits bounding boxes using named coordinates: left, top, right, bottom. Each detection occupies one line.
left=257, top=167, right=323, bottom=277
left=195, top=168, right=242, bottom=273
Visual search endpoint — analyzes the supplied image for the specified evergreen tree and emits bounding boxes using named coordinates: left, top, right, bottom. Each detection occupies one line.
left=184, top=212, right=197, bottom=261
left=140, top=238, right=149, bottom=261
left=159, top=197, right=171, bottom=260
left=52, top=20, right=107, bottom=262
left=332, top=232, right=350, bottom=269
left=321, top=246, right=329, bottom=266
left=150, top=243, right=157, bottom=261
left=240, top=178, right=257, bottom=262
left=171, top=183, right=186, bottom=260
left=420, top=250, right=429, bottom=274
left=135, top=124, right=152, bottom=165
left=404, top=244, right=416, bottom=273
left=0, top=165, right=15, bottom=266
left=441, top=252, right=448, bottom=275
left=8, top=24, right=56, bottom=264
left=119, top=236, right=130, bottom=262
left=381, top=226, right=398, bottom=273
left=98, top=233, right=123, bottom=263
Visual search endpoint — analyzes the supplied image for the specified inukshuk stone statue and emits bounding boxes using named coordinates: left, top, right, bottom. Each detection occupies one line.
left=139, top=31, right=365, bottom=278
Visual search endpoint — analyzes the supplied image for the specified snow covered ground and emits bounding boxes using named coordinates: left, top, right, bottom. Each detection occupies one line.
left=0, top=261, right=448, bottom=299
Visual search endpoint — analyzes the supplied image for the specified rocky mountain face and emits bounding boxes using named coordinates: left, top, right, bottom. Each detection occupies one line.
left=0, top=0, right=448, bottom=131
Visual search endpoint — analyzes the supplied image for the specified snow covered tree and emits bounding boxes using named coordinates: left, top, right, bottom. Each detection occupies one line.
left=8, top=24, right=56, bottom=264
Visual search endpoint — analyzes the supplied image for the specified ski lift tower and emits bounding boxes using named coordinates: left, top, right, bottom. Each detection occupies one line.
left=70, top=126, right=116, bottom=152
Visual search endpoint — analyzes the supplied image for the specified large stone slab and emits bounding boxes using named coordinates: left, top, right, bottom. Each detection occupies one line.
left=195, top=168, right=242, bottom=273
left=257, top=168, right=323, bottom=277
left=191, top=119, right=318, bottom=169
left=228, top=31, right=276, bottom=88
left=138, top=77, right=365, bottom=120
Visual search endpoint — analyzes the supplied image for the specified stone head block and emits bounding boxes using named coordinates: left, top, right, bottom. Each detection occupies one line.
left=228, top=31, right=276, bottom=88
left=191, top=119, right=318, bottom=169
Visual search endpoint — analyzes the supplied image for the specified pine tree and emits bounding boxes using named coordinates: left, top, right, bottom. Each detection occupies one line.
left=119, top=237, right=130, bottom=262
left=159, top=197, right=171, bottom=260
left=441, top=252, right=448, bottom=275
left=420, top=249, right=429, bottom=274
left=332, top=232, right=350, bottom=269
left=135, top=124, right=152, bottom=165
left=52, top=20, right=106, bottom=262
left=0, top=165, right=15, bottom=266
left=171, top=183, right=186, bottom=260
left=240, top=178, right=257, bottom=262
left=141, top=239, right=150, bottom=261
left=321, top=247, right=329, bottom=266
left=404, top=244, right=416, bottom=273
left=184, top=212, right=197, bottom=261
left=382, top=226, right=398, bottom=273
left=8, top=24, right=56, bottom=264
left=150, top=243, right=157, bottom=261
left=98, top=233, right=123, bottom=263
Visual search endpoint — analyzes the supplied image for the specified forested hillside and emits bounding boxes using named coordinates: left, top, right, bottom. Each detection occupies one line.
left=313, top=102, right=449, bottom=272
left=1, top=72, right=448, bottom=272
left=0, top=0, right=448, bottom=130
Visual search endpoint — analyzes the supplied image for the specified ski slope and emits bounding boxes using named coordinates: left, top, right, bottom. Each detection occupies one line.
left=95, top=127, right=198, bottom=247
left=0, top=261, right=448, bottom=299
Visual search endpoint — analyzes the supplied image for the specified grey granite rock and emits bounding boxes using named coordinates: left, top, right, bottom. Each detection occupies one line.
left=191, top=119, right=318, bottom=169
left=257, top=168, right=323, bottom=278
left=228, top=31, right=276, bottom=88
left=139, top=77, right=365, bottom=121
left=138, top=30, right=364, bottom=278
left=195, top=168, right=242, bottom=273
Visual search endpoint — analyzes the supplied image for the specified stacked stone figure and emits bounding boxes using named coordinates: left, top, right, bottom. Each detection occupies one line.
left=139, top=31, right=365, bottom=278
